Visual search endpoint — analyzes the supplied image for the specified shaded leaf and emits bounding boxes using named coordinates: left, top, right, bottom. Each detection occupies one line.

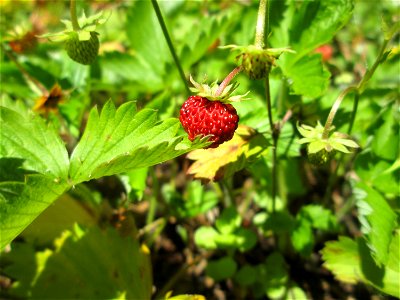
left=289, top=0, right=354, bottom=57
left=0, top=175, right=69, bottom=250
left=2, top=225, right=152, bottom=299
left=206, top=256, right=237, bottom=281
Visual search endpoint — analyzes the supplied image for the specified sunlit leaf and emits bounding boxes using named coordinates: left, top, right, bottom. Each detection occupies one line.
left=69, top=101, right=208, bottom=184
left=0, top=106, right=69, bottom=179
left=321, top=234, right=400, bottom=297
left=187, top=125, right=269, bottom=181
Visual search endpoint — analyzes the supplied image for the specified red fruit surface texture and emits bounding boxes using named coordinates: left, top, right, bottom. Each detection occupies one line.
left=179, top=95, right=239, bottom=148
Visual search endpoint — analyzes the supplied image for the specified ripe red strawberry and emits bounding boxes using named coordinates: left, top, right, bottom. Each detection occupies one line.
left=180, top=95, right=239, bottom=148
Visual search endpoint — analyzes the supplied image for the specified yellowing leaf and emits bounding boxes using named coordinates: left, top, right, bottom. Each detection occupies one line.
left=187, top=125, right=269, bottom=181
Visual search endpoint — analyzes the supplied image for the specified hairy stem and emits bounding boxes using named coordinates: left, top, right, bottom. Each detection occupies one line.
left=323, top=33, right=394, bottom=139
left=255, top=0, right=268, bottom=48
left=151, top=0, right=190, bottom=94
left=215, top=66, right=242, bottom=97
left=357, top=38, right=390, bottom=93
left=70, top=0, right=80, bottom=31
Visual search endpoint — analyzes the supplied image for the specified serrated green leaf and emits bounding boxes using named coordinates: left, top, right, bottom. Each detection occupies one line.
left=180, top=14, right=231, bottom=69
left=69, top=101, right=207, bottom=184
left=321, top=235, right=400, bottom=297
left=280, top=54, right=330, bottom=98
left=371, top=108, right=399, bottom=161
left=0, top=106, right=70, bottom=249
left=0, top=175, right=69, bottom=250
left=2, top=225, right=152, bottom=299
left=289, top=0, right=353, bottom=57
left=0, top=107, right=69, bottom=179
left=354, top=182, right=397, bottom=266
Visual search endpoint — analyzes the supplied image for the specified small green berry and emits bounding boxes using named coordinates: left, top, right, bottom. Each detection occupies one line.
left=239, top=47, right=275, bottom=80
left=307, top=148, right=336, bottom=166
left=65, top=31, right=99, bottom=65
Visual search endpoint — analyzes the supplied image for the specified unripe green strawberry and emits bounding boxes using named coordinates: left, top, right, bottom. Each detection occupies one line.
left=307, top=148, right=336, bottom=166
left=65, top=31, right=99, bottom=65
left=240, top=47, right=275, bottom=80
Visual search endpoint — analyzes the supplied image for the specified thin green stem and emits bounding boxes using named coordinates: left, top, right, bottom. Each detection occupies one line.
left=265, top=74, right=274, bottom=133
left=255, top=0, right=268, bottom=48
left=323, top=34, right=393, bottom=139
left=146, top=167, right=158, bottom=225
left=151, top=0, right=190, bottom=94
left=347, top=92, right=360, bottom=134
left=357, top=38, right=390, bottom=93
left=70, top=0, right=80, bottom=31
left=265, top=74, right=277, bottom=211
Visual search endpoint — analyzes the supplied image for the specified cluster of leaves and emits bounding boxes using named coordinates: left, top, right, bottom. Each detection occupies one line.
left=0, top=0, right=399, bottom=299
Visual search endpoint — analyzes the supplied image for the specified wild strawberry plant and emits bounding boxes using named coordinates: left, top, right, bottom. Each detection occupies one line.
left=0, top=0, right=399, bottom=299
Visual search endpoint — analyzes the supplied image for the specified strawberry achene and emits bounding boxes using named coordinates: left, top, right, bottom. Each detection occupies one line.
left=179, top=95, right=239, bottom=148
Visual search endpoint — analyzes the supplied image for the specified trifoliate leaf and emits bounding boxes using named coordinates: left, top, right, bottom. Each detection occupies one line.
left=187, top=125, right=269, bottom=181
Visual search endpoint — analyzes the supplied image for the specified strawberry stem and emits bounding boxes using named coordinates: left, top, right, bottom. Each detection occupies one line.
left=70, top=0, right=80, bottom=31
left=255, top=0, right=268, bottom=49
left=215, top=66, right=242, bottom=97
